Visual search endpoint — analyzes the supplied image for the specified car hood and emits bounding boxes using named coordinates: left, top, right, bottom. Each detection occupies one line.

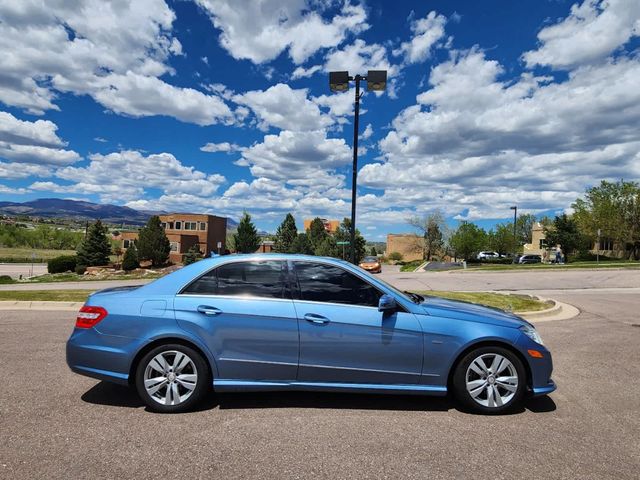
left=420, top=296, right=529, bottom=329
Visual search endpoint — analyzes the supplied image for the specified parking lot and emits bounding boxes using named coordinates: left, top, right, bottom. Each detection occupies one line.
left=1, top=273, right=639, bottom=479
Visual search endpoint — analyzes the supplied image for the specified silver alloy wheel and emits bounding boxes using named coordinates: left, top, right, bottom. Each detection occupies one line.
left=465, top=353, right=518, bottom=408
left=143, top=350, right=198, bottom=406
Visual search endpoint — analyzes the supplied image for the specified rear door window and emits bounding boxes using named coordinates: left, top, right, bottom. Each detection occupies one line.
left=182, top=261, right=288, bottom=299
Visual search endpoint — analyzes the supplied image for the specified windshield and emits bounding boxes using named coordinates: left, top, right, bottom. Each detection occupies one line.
left=363, top=256, right=378, bottom=262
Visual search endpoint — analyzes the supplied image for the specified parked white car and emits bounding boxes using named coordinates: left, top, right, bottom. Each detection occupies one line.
left=477, top=251, right=500, bottom=260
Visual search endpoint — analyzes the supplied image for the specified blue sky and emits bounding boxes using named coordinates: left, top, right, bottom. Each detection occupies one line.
left=1, top=0, right=639, bottom=240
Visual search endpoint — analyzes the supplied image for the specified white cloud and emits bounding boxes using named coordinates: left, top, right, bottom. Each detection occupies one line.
left=239, top=129, right=351, bottom=186
left=200, top=141, right=241, bottom=153
left=0, top=0, right=232, bottom=125
left=393, top=11, right=447, bottom=64
left=234, top=83, right=332, bottom=131
left=360, top=123, right=373, bottom=140
left=360, top=47, right=640, bottom=218
left=0, top=111, right=80, bottom=166
left=523, top=0, right=640, bottom=69
left=194, top=0, right=368, bottom=64
left=324, top=39, right=400, bottom=77
left=0, top=183, right=28, bottom=194
left=0, top=162, right=51, bottom=180
left=92, top=72, right=233, bottom=126
left=292, top=65, right=322, bottom=79
left=33, top=150, right=227, bottom=203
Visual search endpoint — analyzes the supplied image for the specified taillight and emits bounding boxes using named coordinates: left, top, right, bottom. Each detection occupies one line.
left=76, top=306, right=108, bottom=328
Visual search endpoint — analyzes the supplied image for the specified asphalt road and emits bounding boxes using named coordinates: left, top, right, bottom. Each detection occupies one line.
left=0, top=263, right=47, bottom=279
left=1, top=289, right=639, bottom=479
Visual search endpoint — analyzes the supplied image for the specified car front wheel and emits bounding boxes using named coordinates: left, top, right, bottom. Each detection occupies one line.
left=452, top=346, right=526, bottom=414
left=135, top=344, right=210, bottom=413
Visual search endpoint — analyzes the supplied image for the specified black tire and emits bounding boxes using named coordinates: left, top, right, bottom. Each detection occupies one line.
left=135, top=343, right=211, bottom=413
left=452, top=345, right=526, bottom=414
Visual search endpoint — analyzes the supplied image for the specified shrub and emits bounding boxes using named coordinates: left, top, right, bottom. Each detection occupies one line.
left=0, top=275, right=15, bottom=284
left=47, top=255, right=77, bottom=274
left=387, top=252, right=403, bottom=262
left=122, top=244, right=139, bottom=271
left=75, top=265, right=86, bottom=275
left=182, top=245, right=202, bottom=266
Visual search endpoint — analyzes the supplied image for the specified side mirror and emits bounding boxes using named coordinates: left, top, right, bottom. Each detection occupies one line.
left=378, top=294, right=397, bottom=312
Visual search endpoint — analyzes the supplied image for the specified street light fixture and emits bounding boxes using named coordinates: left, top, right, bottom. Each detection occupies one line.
left=329, top=69, right=387, bottom=263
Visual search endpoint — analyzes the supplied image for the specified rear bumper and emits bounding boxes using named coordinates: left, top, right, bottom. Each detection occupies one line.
left=66, top=327, right=136, bottom=386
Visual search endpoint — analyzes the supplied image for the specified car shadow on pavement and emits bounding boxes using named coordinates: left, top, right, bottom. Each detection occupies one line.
left=216, top=391, right=452, bottom=412
left=81, top=381, right=556, bottom=414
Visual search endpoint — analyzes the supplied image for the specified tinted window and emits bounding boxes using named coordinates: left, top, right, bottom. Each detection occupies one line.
left=183, top=261, right=287, bottom=299
left=294, top=262, right=381, bottom=308
left=363, top=256, right=378, bottom=262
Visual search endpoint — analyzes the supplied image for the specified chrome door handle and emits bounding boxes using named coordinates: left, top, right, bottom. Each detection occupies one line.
left=197, top=305, right=222, bottom=316
left=303, top=313, right=330, bottom=324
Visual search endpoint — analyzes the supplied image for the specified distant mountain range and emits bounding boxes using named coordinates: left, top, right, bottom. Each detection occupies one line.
left=0, top=198, right=237, bottom=228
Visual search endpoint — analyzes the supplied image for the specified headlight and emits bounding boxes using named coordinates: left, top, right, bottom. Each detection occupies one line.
left=520, top=324, right=544, bottom=346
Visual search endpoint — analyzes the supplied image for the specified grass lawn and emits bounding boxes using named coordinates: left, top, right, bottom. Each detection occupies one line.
left=0, top=290, right=94, bottom=302
left=23, top=271, right=161, bottom=283
left=0, top=247, right=76, bottom=262
left=416, top=291, right=553, bottom=312
left=465, top=261, right=640, bottom=271
left=399, top=260, right=424, bottom=272
left=1, top=289, right=551, bottom=313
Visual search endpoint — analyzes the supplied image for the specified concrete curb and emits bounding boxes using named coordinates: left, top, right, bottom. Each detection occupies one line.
left=0, top=301, right=83, bottom=311
left=520, top=299, right=580, bottom=322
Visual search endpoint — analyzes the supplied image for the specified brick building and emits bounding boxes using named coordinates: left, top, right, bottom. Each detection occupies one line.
left=303, top=218, right=340, bottom=233
left=119, top=213, right=227, bottom=264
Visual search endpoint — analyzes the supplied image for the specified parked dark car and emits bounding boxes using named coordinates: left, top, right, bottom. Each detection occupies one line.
left=518, top=254, right=542, bottom=264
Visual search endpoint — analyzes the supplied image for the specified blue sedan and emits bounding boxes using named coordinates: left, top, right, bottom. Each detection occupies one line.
left=67, top=254, right=555, bottom=414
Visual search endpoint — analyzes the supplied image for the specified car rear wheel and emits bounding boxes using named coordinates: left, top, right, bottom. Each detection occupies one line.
left=135, top=344, right=210, bottom=413
left=452, top=346, right=526, bottom=414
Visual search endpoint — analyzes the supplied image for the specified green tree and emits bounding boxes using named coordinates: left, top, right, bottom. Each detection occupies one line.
left=233, top=212, right=261, bottom=253
left=121, top=243, right=139, bottom=271
left=449, top=222, right=487, bottom=260
left=488, top=223, right=516, bottom=256
left=572, top=180, right=640, bottom=259
left=516, top=213, right=537, bottom=246
left=291, top=233, right=313, bottom=254
left=307, top=217, right=328, bottom=252
left=182, top=244, right=202, bottom=265
left=137, top=215, right=171, bottom=267
left=544, top=214, right=588, bottom=263
left=315, top=236, right=339, bottom=257
left=387, top=251, right=403, bottom=262
left=370, top=246, right=378, bottom=256
left=408, top=210, right=446, bottom=260
left=334, top=218, right=366, bottom=262
left=76, top=220, right=112, bottom=267
left=274, top=213, right=298, bottom=253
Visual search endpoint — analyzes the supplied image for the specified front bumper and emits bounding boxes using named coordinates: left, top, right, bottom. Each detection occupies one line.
left=532, top=378, right=557, bottom=396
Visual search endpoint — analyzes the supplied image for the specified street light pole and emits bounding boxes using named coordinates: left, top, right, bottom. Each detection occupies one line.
left=329, top=70, right=387, bottom=264
left=349, top=75, right=362, bottom=264
left=510, top=205, right=517, bottom=262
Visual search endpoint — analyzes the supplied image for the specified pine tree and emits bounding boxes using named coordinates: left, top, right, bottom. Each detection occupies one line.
left=370, top=246, right=378, bottom=256
left=315, top=236, right=339, bottom=257
left=137, top=215, right=171, bottom=267
left=334, top=218, right=367, bottom=263
left=291, top=233, right=313, bottom=254
left=122, top=243, right=139, bottom=271
left=76, top=220, right=112, bottom=267
left=307, top=217, right=328, bottom=252
left=274, top=213, right=298, bottom=253
left=183, top=244, right=202, bottom=265
left=233, top=212, right=261, bottom=253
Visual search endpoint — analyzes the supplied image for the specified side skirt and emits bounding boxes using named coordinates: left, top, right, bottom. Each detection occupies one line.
left=213, top=379, right=447, bottom=396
